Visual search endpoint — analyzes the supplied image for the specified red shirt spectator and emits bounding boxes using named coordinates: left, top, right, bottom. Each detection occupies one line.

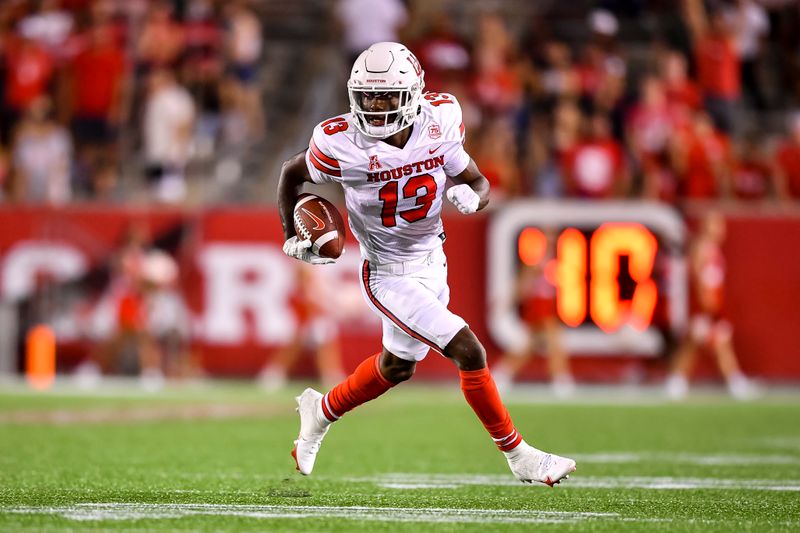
left=731, top=139, right=771, bottom=200
left=676, top=114, right=730, bottom=199
left=412, top=17, right=471, bottom=92
left=561, top=114, right=626, bottom=198
left=694, top=35, right=740, bottom=99
left=70, top=26, right=126, bottom=118
left=661, top=51, right=702, bottom=110
left=4, top=38, right=54, bottom=112
left=731, top=159, right=770, bottom=200
left=561, top=139, right=624, bottom=198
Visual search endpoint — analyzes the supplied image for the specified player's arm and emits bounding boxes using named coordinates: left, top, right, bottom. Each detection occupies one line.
left=277, top=150, right=314, bottom=240
left=447, top=159, right=490, bottom=214
left=277, top=150, right=334, bottom=265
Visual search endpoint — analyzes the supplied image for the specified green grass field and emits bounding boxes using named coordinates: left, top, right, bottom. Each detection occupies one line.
left=1, top=380, right=799, bottom=532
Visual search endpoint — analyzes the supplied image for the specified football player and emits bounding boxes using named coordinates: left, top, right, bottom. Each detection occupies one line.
left=278, top=42, right=576, bottom=485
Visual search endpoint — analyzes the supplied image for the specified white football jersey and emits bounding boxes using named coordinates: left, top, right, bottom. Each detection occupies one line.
left=305, top=92, right=470, bottom=264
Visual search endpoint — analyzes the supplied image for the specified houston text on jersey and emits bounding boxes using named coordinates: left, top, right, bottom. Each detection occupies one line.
left=366, top=155, right=445, bottom=182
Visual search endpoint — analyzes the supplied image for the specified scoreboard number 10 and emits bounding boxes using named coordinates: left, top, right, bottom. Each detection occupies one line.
left=489, top=202, right=687, bottom=356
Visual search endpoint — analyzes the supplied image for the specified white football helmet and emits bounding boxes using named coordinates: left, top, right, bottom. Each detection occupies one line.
left=347, top=42, right=425, bottom=139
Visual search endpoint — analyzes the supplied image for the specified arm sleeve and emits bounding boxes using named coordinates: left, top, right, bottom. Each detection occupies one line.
left=305, top=127, right=343, bottom=184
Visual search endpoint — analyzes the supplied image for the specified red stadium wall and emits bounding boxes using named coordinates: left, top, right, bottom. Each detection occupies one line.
left=0, top=206, right=798, bottom=382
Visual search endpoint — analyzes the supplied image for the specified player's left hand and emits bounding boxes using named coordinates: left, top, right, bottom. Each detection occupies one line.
left=282, top=236, right=336, bottom=265
left=446, top=184, right=481, bottom=214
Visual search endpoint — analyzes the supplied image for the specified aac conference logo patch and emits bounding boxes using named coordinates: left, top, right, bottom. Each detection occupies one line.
left=428, top=123, right=441, bottom=139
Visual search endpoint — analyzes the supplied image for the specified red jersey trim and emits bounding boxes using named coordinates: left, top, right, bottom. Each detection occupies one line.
left=310, top=138, right=340, bottom=169
left=361, top=261, right=441, bottom=353
left=308, top=149, right=342, bottom=177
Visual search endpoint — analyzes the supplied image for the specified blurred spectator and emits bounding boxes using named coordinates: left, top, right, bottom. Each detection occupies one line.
left=560, top=112, right=629, bottom=199
left=135, top=2, right=184, bottom=73
left=531, top=97, right=583, bottom=197
left=11, top=96, right=72, bottom=204
left=730, top=134, right=773, bottom=201
left=533, top=40, right=582, bottom=107
left=472, top=117, right=521, bottom=199
left=66, top=20, right=127, bottom=191
left=660, top=49, right=702, bottom=112
left=411, top=14, right=471, bottom=94
left=335, top=0, right=408, bottom=66
left=580, top=9, right=627, bottom=117
left=83, top=223, right=166, bottom=390
left=223, top=0, right=263, bottom=140
left=2, top=32, right=54, bottom=142
left=183, top=0, right=224, bottom=158
left=626, top=75, right=679, bottom=201
left=17, top=0, right=74, bottom=62
left=218, top=76, right=249, bottom=149
left=258, top=263, right=344, bottom=391
left=672, top=111, right=731, bottom=200
left=471, top=12, right=521, bottom=118
left=774, top=113, right=800, bottom=201
left=143, top=69, right=195, bottom=203
left=665, top=211, right=755, bottom=400
left=143, top=250, right=196, bottom=379
left=684, top=0, right=741, bottom=133
left=492, top=229, right=574, bottom=397
left=90, top=156, right=120, bottom=200
left=729, top=0, right=769, bottom=110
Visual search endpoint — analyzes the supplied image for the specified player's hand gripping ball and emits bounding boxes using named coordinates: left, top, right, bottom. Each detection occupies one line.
left=287, top=193, right=346, bottom=263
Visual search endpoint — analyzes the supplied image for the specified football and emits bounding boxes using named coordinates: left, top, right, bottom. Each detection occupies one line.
left=293, top=193, right=346, bottom=259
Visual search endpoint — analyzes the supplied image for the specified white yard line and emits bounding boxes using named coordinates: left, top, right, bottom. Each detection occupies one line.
left=4, top=503, right=619, bottom=525
left=0, top=404, right=281, bottom=424
left=343, top=473, right=800, bottom=492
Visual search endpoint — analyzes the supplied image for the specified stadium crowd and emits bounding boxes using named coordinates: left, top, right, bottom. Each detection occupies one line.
left=0, top=0, right=262, bottom=204
left=2, top=0, right=800, bottom=206
left=406, top=0, right=800, bottom=204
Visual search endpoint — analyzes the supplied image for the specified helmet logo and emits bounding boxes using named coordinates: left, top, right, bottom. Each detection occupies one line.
left=368, top=155, right=383, bottom=171
left=428, top=123, right=442, bottom=139
left=406, top=55, right=422, bottom=76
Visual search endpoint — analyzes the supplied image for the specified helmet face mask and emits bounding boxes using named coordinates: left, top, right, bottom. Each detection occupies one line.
left=348, top=42, right=425, bottom=139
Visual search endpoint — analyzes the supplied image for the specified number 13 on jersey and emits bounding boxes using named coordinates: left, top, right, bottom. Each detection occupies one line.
left=378, top=174, right=437, bottom=227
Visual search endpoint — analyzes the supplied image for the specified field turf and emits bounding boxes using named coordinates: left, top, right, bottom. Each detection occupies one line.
left=1, top=380, right=799, bottom=532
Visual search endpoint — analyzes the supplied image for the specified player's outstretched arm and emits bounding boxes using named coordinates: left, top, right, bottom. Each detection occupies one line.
left=447, top=158, right=490, bottom=214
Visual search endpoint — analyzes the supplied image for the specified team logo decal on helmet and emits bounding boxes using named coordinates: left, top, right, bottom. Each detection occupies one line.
left=347, top=42, right=425, bottom=139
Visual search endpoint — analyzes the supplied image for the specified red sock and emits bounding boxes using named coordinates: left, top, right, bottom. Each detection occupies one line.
left=321, top=353, right=395, bottom=422
left=459, top=367, right=523, bottom=452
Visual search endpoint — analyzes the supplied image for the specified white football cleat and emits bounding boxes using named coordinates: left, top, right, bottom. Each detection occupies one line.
left=291, top=388, right=330, bottom=475
left=504, top=441, right=576, bottom=486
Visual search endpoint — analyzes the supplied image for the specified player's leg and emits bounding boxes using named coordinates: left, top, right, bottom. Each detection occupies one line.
left=258, top=334, right=303, bottom=390
left=542, top=318, right=574, bottom=398
left=308, top=319, right=345, bottom=388
left=292, top=348, right=411, bottom=475
left=491, top=333, right=533, bottom=393
left=710, top=321, right=755, bottom=399
left=666, top=314, right=707, bottom=399
left=444, top=327, right=576, bottom=486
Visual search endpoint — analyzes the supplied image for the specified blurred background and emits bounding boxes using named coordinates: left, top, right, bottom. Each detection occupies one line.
left=0, top=0, right=799, bottom=396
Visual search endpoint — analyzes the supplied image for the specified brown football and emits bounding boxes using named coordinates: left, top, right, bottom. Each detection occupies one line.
left=293, top=193, right=346, bottom=259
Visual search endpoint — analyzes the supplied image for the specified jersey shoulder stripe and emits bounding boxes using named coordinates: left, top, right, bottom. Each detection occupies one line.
left=310, top=138, right=340, bottom=169
left=308, top=138, right=342, bottom=177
